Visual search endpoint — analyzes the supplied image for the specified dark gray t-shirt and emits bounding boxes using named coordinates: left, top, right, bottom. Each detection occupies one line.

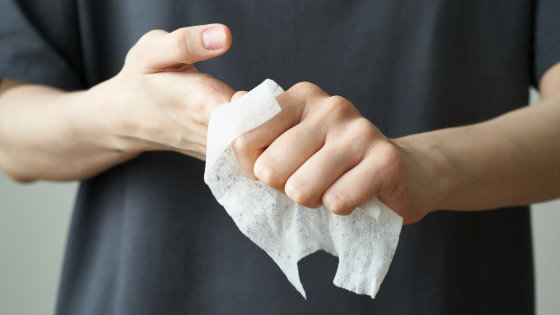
left=2, top=0, right=560, bottom=314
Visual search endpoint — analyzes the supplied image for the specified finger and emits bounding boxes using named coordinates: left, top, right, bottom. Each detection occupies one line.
left=129, top=24, right=232, bottom=72
left=232, top=93, right=304, bottom=179
left=232, top=106, right=299, bottom=179
left=253, top=121, right=325, bottom=189
left=283, top=133, right=365, bottom=208
left=231, top=90, right=247, bottom=101
left=231, top=82, right=328, bottom=179
left=322, top=143, right=400, bottom=215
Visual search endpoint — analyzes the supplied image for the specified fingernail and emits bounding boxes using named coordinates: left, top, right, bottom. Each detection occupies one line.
left=202, top=27, right=226, bottom=50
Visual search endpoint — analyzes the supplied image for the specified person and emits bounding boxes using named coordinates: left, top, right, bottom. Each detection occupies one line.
left=1, top=0, right=559, bottom=314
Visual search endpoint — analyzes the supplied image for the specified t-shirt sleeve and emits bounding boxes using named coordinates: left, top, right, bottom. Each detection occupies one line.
left=533, top=0, right=560, bottom=87
left=0, top=0, right=83, bottom=90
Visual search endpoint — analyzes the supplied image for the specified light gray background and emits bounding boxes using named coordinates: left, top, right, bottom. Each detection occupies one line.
left=0, top=91, right=558, bottom=314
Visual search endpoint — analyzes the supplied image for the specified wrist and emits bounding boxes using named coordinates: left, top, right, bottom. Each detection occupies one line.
left=80, top=75, right=141, bottom=155
left=393, top=131, right=455, bottom=213
left=57, top=86, right=108, bottom=149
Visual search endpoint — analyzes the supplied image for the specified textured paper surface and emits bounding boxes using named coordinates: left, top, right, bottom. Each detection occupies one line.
left=204, top=79, right=403, bottom=298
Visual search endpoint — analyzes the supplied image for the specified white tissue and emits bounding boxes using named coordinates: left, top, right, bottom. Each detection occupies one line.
left=204, top=79, right=403, bottom=299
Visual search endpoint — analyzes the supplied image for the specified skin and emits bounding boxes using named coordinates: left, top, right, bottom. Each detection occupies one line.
left=1, top=24, right=559, bottom=225
left=0, top=24, right=235, bottom=180
left=232, top=73, right=560, bottom=224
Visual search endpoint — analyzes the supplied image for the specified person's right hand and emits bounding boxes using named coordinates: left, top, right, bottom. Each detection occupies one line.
left=0, top=24, right=234, bottom=182
left=91, top=24, right=235, bottom=161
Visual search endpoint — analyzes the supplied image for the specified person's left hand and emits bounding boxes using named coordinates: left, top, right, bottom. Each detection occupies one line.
left=231, top=82, right=441, bottom=224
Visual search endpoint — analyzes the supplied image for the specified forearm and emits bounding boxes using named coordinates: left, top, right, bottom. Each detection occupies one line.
left=0, top=80, right=134, bottom=182
left=397, top=94, right=560, bottom=211
left=0, top=25, right=237, bottom=183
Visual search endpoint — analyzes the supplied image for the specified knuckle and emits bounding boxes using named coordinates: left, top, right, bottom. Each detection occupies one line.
left=290, top=81, right=321, bottom=95
left=232, top=134, right=255, bottom=154
left=348, top=118, right=376, bottom=140
left=127, top=29, right=167, bottom=65
left=171, top=29, right=191, bottom=60
left=254, top=156, right=282, bottom=188
left=329, top=95, right=350, bottom=106
left=285, top=177, right=317, bottom=208
left=323, top=191, right=353, bottom=215
left=322, top=95, right=356, bottom=119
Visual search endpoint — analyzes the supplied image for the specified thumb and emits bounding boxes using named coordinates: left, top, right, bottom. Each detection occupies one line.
left=128, top=24, right=232, bottom=73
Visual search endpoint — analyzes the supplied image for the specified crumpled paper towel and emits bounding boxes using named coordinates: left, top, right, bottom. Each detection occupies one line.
left=204, top=79, right=403, bottom=299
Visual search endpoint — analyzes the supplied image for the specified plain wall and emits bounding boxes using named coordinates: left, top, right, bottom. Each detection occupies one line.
left=533, top=199, right=560, bottom=315
left=0, top=175, right=75, bottom=315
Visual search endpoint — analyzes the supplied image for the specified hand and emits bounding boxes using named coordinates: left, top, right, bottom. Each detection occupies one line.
left=232, top=82, right=441, bottom=224
left=0, top=24, right=236, bottom=182
left=91, top=24, right=235, bottom=160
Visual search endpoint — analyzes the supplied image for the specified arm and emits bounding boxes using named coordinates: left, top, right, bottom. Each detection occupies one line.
left=398, top=63, right=560, bottom=212
left=0, top=24, right=234, bottom=182
left=233, top=64, right=560, bottom=224
left=0, top=80, right=134, bottom=182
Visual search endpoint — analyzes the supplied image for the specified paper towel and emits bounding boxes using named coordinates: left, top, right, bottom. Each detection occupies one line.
left=204, top=79, right=403, bottom=299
